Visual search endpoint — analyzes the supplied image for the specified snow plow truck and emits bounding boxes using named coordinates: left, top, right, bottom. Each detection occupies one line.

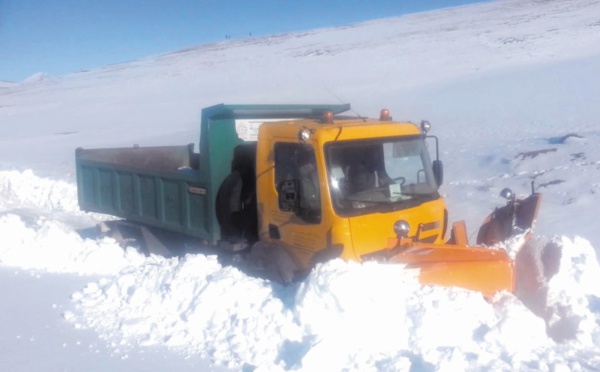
left=75, top=103, right=541, bottom=297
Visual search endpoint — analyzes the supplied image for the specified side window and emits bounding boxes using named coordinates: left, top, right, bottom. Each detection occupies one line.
left=274, top=143, right=321, bottom=223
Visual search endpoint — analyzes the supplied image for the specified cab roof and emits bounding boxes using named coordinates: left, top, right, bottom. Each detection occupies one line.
left=201, top=103, right=352, bottom=121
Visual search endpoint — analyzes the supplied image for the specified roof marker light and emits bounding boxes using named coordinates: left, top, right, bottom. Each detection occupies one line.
left=380, top=109, right=391, bottom=121
left=322, top=111, right=334, bottom=124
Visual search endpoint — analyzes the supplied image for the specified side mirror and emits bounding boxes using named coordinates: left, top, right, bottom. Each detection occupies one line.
left=432, top=160, right=443, bottom=186
left=278, top=179, right=299, bottom=212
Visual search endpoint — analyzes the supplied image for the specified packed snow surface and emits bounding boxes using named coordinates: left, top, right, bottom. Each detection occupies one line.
left=1, top=0, right=600, bottom=370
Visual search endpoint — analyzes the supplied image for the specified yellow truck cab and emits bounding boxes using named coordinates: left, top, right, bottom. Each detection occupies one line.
left=253, top=109, right=446, bottom=274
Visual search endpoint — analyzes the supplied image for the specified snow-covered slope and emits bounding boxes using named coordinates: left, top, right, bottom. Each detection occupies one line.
left=1, top=0, right=599, bottom=174
left=0, top=81, right=17, bottom=88
left=1, top=0, right=599, bottom=370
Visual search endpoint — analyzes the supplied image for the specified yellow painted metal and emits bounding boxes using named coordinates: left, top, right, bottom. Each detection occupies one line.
left=255, top=123, right=330, bottom=269
left=345, top=199, right=446, bottom=260
left=256, top=116, right=445, bottom=268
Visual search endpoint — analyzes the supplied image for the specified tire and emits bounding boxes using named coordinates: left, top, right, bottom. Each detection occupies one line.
left=216, top=170, right=258, bottom=243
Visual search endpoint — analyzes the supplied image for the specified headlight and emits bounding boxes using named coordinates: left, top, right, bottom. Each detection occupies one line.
left=420, top=120, right=431, bottom=134
left=298, top=127, right=313, bottom=143
left=500, top=188, right=514, bottom=200
left=393, top=220, right=410, bottom=238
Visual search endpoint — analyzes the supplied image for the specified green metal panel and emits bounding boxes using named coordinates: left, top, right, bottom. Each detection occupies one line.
left=163, top=179, right=181, bottom=225
left=80, top=166, right=96, bottom=205
left=98, top=169, right=113, bottom=208
left=138, top=175, right=157, bottom=219
left=186, top=183, right=209, bottom=236
left=116, top=172, right=135, bottom=213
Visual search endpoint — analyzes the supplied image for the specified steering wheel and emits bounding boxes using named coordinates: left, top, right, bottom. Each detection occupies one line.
left=392, top=176, right=406, bottom=186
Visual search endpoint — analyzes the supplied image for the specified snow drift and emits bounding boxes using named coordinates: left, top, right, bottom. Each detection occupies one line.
left=0, top=170, right=598, bottom=370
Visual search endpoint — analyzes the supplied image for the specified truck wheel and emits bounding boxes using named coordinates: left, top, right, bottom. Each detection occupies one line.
left=216, top=171, right=244, bottom=241
left=248, top=242, right=298, bottom=284
left=216, top=170, right=259, bottom=244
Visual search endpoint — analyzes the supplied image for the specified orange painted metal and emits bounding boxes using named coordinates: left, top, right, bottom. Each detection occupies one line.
left=379, top=193, right=542, bottom=297
left=387, top=240, right=514, bottom=297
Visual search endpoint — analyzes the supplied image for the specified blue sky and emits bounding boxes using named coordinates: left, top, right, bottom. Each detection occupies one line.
left=0, top=0, right=487, bottom=82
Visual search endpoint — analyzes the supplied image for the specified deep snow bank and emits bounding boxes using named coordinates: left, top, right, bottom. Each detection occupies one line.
left=0, top=169, right=79, bottom=213
left=0, top=170, right=138, bottom=275
left=1, top=169, right=599, bottom=370
left=518, top=236, right=600, bottom=344
left=0, top=213, right=144, bottom=275
left=64, top=237, right=600, bottom=370
left=66, top=254, right=301, bottom=368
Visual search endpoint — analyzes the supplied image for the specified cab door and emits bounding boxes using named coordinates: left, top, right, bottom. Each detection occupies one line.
left=261, top=140, right=329, bottom=270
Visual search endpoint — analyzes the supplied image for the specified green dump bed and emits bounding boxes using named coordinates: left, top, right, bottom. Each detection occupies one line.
left=75, top=144, right=215, bottom=240
left=75, top=103, right=351, bottom=244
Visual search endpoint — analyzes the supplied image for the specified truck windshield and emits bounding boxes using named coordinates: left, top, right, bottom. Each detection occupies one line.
left=325, top=136, right=439, bottom=216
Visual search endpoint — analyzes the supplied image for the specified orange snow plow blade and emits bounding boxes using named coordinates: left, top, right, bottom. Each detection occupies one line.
left=364, top=192, right=542, bottom=298
left=387, top=242, right=514, bottom=297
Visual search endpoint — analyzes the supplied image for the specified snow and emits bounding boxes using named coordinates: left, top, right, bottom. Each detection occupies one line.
left=1, top=0, right=600, bottom=370
left=22, top=72, right=54, bottom=84
left=0, top=81, right=17, bottom=88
